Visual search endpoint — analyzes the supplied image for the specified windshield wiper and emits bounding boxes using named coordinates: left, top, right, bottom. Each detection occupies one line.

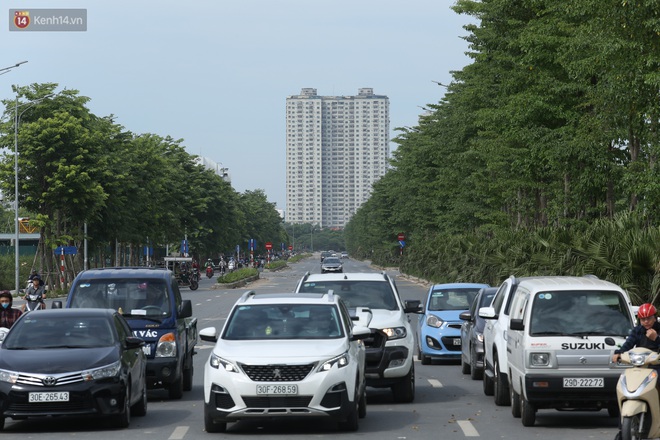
left=531, top=331, right=566, bottom=336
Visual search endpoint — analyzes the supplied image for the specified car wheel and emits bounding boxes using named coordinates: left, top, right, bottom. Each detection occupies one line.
left=339, top=388, right=359, bottom=431
left=483, top=369, right=494, bottom=396
left=130, top=380, right=148, bottom=417
left=0, top=416, right=5, bottom=431
left=493, top=357, right=510, bottom=406
left=204, top=404, right=227, bottom=433
left=183, top=352, right=194, bottom=392
left=470, top=346, right=483, bottom=380
left=168, top=373, right=184, bottom=400
left=113, top=384, right=131, bottom=429
left=510, top=386, right=521, bottom=418
left=391, top=363, right=415, bottom=403
left=417, top=343, right=431, bottom=365
left=521, top=395, right=536, bottom=427
left=358, top=385, right=367, bottom=419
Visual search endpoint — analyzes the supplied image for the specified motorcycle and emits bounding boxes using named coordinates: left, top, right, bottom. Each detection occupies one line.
left=24, top=291, right=46, bottom=312
left=613, top=345, right=660, bottom=440
left=206, top=266, right=214, bottom=278
left=177, top=269, right=199, bottom=291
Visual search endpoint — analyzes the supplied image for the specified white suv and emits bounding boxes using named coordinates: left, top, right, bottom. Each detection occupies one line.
left=200, top=290, right=371, bottom=432
left=295, top=272, right=421, bottom=403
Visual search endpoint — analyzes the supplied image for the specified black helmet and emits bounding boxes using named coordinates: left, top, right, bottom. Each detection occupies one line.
left=0, top=291, right=13, bottom=304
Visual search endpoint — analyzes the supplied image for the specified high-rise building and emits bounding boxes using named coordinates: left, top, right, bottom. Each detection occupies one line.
left=285, top=88, right=390, bottom=228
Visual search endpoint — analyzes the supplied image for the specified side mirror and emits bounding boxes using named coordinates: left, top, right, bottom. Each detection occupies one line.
left=51, top=300, right=63, bottom=309
left=479, top=306, right=497, bottom=319
left=404, top=299, right=423, bottom=314
left=200, top=327, right=218, bottom=343
left=179, top=299, right=192, bottom=318
left=459, top=311, right=471, bottom=321
left=125, top=336, right=145, bottom=349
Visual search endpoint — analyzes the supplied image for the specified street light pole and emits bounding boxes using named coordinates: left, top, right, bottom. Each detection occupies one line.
left=14, top=96, right=18, bottom=296
left=13, top=92, right=53, bottom=295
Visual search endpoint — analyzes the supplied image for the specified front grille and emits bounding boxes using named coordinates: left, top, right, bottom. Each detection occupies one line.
left=242, top=396, right=312, bottom=408
left=441, top=336, right=462, bottom=351
left=241, top=364, right=314, bottom=382
left=362, top=330, right=386, bottom=349
left=17, top=372, right=84, bottom=387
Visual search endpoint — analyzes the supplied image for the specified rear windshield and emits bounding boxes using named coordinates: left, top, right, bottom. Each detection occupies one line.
left=299, top=280, right=398, bottom=311
left=69, top=279, right=171, bottom=319
left=530, top=290, right=632, bottom=337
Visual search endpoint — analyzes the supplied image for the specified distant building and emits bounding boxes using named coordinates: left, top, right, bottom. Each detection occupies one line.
left=196, top=157, right=230, bottom=182
left=285, top=88, right=390, bottom=228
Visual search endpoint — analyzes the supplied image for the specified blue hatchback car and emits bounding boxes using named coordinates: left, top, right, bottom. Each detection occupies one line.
left=417, top=283, right=489, bottom=364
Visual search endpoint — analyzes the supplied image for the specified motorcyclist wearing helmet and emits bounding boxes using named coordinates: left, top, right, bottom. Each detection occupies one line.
left=0, top=291, right=22, bottom=329
left=612, top=303, right=660, bottom=363
left=22, top=277, right=46, bottom=312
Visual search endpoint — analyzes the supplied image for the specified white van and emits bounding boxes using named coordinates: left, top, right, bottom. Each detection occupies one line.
left=506, top=276, right=635, bottom=426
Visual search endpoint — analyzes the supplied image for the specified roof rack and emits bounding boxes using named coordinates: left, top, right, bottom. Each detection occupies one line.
left=239, top=290, right=257, bottom=303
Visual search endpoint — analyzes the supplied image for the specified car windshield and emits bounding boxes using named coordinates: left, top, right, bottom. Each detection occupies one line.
left=323, top=258, right=341, bottom=265
left=480, top=291, right=496, bottom=308
left=530, top=290, right=633, bottom=337
left=223, top=304, right=343, bottom=340
left=428, top=288, right=480, bottom=311
left=4, top=315, right=115, bottom=349
left=69, top=279, right=171, bottom=318
left=299, top=280, right=398, bottom=311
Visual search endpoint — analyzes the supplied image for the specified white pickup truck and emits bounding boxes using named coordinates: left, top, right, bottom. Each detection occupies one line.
left=478, top=275, right=518, bottom=406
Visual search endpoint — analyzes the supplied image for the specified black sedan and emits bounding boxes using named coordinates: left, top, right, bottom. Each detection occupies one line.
left=459, top=287, right=497, bottom=380
left=0, top=308, right=147, bottom=430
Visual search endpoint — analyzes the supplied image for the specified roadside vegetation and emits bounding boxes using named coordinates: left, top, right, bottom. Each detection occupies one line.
left=0, top=84, right=285, bottom=291
left=345, top=1, right=660, bottom=305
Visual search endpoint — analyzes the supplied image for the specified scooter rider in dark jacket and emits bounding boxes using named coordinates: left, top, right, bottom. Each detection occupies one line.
left=0, top=291, right=22, bottom=328
left=612, top=303, right=660, bottom=364
left=22, top=277, right=46, bottom=312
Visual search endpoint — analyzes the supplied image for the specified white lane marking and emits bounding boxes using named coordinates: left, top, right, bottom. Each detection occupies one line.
left=196, top=344, right=214, bottom=350
left=457, top=420, right=479, bottom=437
left=169, top=426, right=189, bottom=439
left=428, top=379, right=443, bottom=388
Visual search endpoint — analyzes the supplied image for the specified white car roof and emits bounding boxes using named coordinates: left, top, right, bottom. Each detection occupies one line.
left=517, top=276, right=625, bottom=292
left=303, top=272, right=388, bottom=282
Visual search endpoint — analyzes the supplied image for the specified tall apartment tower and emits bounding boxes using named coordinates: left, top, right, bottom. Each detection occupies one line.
left=286, top=88, right=390, bottom=228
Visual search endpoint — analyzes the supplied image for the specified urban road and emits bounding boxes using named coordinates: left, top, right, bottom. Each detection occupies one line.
left=8, top=257, right=618, bottom=439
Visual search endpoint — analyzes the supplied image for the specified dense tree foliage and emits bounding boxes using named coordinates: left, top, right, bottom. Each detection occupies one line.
left=0, top=83, right=285, bottom=290
left=345, top=0, right=660, bottom=302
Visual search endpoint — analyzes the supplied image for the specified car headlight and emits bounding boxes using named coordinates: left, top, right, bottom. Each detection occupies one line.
left=426, top=315, right=444, bottom=328
left=0, top=369, right=18, bottom=384
left=155, top=332, right=177, bottom=358
left=318, top=352, right=350, bottom=371
left=82, top=360, right=121, bottom=381
left=382, top=326, right=407, bottom=340
left=530, top=353, right=550, bottom=366
left=209, top=353, right=239, bottom=373
left=476, top=333, right=484, bottom=343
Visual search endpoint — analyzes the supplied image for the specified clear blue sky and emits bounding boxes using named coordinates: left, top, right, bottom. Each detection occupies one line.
left=1, top=1, right=473, bottom=211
